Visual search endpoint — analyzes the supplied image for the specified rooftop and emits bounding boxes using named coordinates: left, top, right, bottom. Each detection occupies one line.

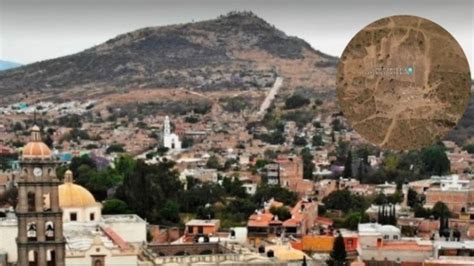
left=101, top=214, right=146, bottom=224
left=186, top=219, right=220, bottom=226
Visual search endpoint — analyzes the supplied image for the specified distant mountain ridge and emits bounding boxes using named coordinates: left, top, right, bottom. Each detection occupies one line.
left=0, top=11, right=337, bottom=99
left=0, top=60, right=22, bottom=71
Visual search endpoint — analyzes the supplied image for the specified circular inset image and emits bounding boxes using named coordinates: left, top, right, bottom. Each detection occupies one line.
left=336, top=15, right=471, bottom=150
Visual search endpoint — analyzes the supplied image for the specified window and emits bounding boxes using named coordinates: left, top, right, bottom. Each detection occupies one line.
left=383, top=235, right=389, bottom=239
left=70, top=212, right=78, bottom=221
left=43, top=193, right=51, bottom=211
left=27, top=192, right=36, bottom=212
left=347, top=239, right=353, bottom=248
left=393, top=235, right=399, bottom=240
left=90, top=213, right=95, bottom=221
left=45, top=221, right=55, bottom=240
left=27, top=223, right=37, bottom=241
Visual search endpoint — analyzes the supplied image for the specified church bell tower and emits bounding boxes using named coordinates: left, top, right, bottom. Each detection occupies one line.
left=16, top=125, right=65, bottom=266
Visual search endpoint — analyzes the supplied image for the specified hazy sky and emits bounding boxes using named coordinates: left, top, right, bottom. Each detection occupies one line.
left=1, top=0, right=473, bottom=70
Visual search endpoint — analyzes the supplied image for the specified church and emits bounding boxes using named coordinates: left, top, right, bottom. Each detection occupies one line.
left=0, top=126, right=147, bottom=266
left=162, top=116, right=182, bottom=151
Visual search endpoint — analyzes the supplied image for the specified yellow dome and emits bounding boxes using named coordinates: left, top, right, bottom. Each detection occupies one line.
left=22, top=125, right=52, bottom=160
left=59, top=170, right=97, bottom=208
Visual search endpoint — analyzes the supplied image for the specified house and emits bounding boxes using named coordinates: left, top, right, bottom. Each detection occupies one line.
left=424, top=175, right=474, bottom=216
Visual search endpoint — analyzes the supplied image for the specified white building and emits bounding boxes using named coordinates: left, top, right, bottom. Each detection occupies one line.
left=163, top=116, right=182, bottom=151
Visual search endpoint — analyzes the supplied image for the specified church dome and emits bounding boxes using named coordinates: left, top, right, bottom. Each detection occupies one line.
left=59, top=170, right=97, bottom=208
left=22, top=125, right=52, bottom=160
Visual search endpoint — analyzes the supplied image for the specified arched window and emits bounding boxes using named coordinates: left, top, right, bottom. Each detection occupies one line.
left=28, top=192, right=36, bottom=212
left=45, top=221, right=55, bottom=240
left=27, top=222, right=37, bottom=241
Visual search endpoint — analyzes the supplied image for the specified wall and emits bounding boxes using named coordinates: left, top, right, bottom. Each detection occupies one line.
left=62, top=205, right=101, bottom=223
left=0, top=221, right=17, bottom=263
left=360, top=248, right=432, bottom=264
left=104, top=218, right=147, bottom=243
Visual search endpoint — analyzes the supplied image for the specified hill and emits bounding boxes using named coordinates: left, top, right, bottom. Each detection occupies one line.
left=0, top=11, right=337, bottom=104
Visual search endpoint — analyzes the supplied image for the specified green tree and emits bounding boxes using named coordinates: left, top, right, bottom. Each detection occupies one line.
left=106, top=143, right=125, bottom=154
left=462, top=144, right=474, bottom=154
left=331, top=118, right=344, bottom=132
left=342, top=150, right=352, bottom=178
left=206, top=155, right=221, bottom=169
left=269, top=206, right=292, bottom=221
left=407, top=188, right=420, bottom=208
left=421, top=145, right=450, bottom=175
left=344, top=212, right=369, bottom=230
left=159, top=200, right=181, bottom=224
left=222, top=176, right=247, bottom=198
left=196, top=206, right=215, bottom=219
left=182, top=137, right=194, bottom=148
left=225, top=198, right=258, bottom=221
left=312, top=134, right=324, bottom=147
left=117, top=159, right=183, bottom=223
left=327, top=232, right=347, bottom=266
left=252, top=185, right=298, bottom=206
left=323, top=190, right=368, bottom=214
left=432, top=201, right=451, bottom=219
left=102, top=199, right=131, bottom=214
left=301, top=148, right=314, bottom=180
left=294, top=136, right=307, bottom=146
left=284, top=94, right=310, bottom=109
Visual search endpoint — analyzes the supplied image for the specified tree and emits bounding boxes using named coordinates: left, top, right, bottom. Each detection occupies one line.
left=293, top=136, right=307, bottom=146
left=327, top=232, right=347, bottom=266
left=206, top=155, right=221, bottom=169
left=373, top=193, right=387, bottom=205
left=462, top=144, right=474, bottom=154
left=284, top=94, right=310, bottom=109
left=342, top=150, right=352, bottom=178
left=117, top=159, right=183, bottom=223
left=106, top=143, right=125, bottom=154
left=159, top=200, right=181, bottom=224
left=269, top=206, right=291, bottom=221
left=222, top=176, right=247, bottom=198
left=312, top=134, right=324, bottom=147
left=301, top=148, right=315, bottom=180
left=44, top=134, right=54, bottom=148
left=331, top=118, right=344, bottom=132
left=421, top=145, right=450, bottom=175
left=156, top=146, right=169, bottom=156
left=102, top=199, right=131, bottom=214
left=344, top=212, right=368, bottom=230
left=182, top=137, right=194, bottom=148
left=225, top=198, right=258, bottom=221
left=196, top=206, right=215, bottom=220
left=432, top=201, right=451, bottom=219
left=407, top=188, right=419, bottom=208
left=323, top=190, right=368, bottom=214
left=252, top=185, right=298, bottom=206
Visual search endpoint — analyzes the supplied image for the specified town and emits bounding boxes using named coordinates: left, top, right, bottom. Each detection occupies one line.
left=0, top=90, right=473, bottom=266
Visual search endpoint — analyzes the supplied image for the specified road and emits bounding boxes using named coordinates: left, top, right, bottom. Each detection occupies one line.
left=256, top=77, right=283, bottom=118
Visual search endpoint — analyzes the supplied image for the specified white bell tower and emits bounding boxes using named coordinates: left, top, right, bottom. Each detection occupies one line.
left=162, top=116, right=182, bottom=151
